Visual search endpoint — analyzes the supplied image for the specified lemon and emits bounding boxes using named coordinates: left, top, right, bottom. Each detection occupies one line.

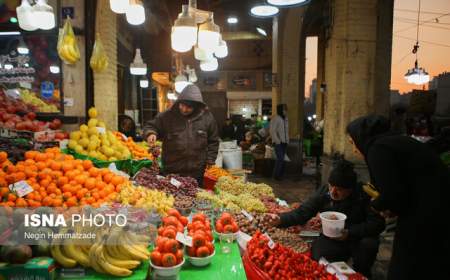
left=74, top=145, right=84, bottom=154
left=78, top=138, right=90, bottom=148
left=80, top=124, right=89, bottom=133
left=68, top=139, right=78, bottom=149
left=70, top=131, right=81, bottom=141
left=108, top=157, right=118, bottom=161
left=87, top=118, right=98, bottom=128
left=88, top=107, right=98, bottom=118
left=88, top=151, right=98, bottom=158
left=98, top=153, right=107, bottom=161
left=87, top=142, right=98, bottom=151
left=88, top=127, right=99, bottom=136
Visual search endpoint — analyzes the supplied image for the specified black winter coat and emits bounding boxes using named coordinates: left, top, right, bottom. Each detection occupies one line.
left=347, top=115, right=450, bottom=280
left=280, top=185, right=385, bottom=240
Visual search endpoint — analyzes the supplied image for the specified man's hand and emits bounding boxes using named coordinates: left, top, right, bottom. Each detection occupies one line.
left=266, top=213, right=281, bottom=227
left=330, top=229, right=349, bottom=241
left=147, top=134, right=157, bottom=144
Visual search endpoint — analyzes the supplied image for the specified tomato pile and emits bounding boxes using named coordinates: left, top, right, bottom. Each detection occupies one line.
left=152, top=209, right=186, bottom=267
left=215, top=212, right=239, bottom=234
left=0, top=148, right=125, bottom=208
left=247, top=232, right=337, bottom=280
left=186, top=213, right=214, bottom=258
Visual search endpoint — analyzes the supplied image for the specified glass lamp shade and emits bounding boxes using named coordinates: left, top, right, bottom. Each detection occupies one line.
left=16, top=0, right=37, bottom=31
left=33, top=0, right=55, bottom=30
left=214, top=39, right=228, bottom=58
left=17, top=47, right=29, bottom=55
left=200, top=58, right=218, bottom=72
left=126, top=0, right=145, bottom=25
left=404, top=68, right=430, bottom=85
left=130, top=49, right=147, bottom=75
left=171, top=5, right=197, bottom=53
left=110, top=0, right=129, bottom=14
left=198, top=16, right=220, bottom=53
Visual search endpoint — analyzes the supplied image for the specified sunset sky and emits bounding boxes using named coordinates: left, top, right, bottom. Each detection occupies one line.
left=305, top=0, right=450, bottom=97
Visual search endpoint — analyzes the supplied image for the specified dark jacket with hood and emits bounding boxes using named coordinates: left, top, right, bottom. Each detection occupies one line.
left=347, top=115, right=450, bottom=280
left=143, top=85, right=219, bottom=179
left=279, top=186, right=385, bottom=241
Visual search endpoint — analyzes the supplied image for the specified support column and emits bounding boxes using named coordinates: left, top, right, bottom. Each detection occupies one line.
left=271, top=16, right=282, bottom=115
left=315, top=33, right=326, bottom=121
left=94, top=0, right=119, bottom=130
left=321, top=0, right=393, bottom=181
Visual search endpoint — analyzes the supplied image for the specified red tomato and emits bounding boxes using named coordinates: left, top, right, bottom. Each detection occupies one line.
left=187, top=246, right=197, bottom=257
left=205, top=242, right=214, bottom=254
left=164, top=239, right=179, bottom=254
left=220, top=212, right=233, bottom=225
left=179, top=216, right=189, bottom=226
left=215, top=220, right=224, bottom=233
left=167, top=208, right=181, bottom=219
left=161, top=253, right=177, bottom=267
left=175, top=249, right=184, bottom=263
left=162, top=228, right=177, bottom=239
left=193, top=233, right=206, bottom=248
left=223, top=224, right=234, bottom=233
left=150, top=251, right=162, bottom=266
left=196, top=246, right=210, bottom=257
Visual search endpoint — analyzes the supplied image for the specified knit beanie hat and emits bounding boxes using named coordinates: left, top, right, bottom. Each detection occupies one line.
left=328, top=159, right=357, bottom=189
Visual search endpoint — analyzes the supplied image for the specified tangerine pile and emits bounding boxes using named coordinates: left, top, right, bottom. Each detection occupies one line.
left=0, top=148, right=126, bottom=208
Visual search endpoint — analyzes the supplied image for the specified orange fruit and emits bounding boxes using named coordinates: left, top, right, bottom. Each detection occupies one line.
left=88, top=167, right=100, bottom=177
left=50, top=161, right=62, bottom=171
left=82, top=160, right=93, bottom=170
left=35, top=153, right=47, bottom=162
left=103, top=173, right=114, bottom=184
left=62, top=162, right=74, bottom=172
left=111, top=176, right=124, bottom=186
left=0, top=151, right=8, bottom=163
left=24, top=151, right=38, bottom=160
left=57, top=177, right=69, bottom=187
left=84, top=178, right=96, bottom=190
left=75, top=175, right=87, bottom=185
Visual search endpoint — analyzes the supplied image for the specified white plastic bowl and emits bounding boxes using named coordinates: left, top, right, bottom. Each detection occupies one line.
left=319, top=211, right=347, bottom=238
left=150, top=258, right=185, bottom=277
left=188, top=249, right=216, bottom=267
left=214, top=230, right=239, bottom=242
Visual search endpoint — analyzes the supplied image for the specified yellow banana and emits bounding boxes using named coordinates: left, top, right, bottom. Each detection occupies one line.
left=63, top=240, right=90, bottom=268
left=89, top=241, right=107, bottom=274
left=103, top=249, right=141, bottom=269
left=95, top=242, right=133, bottom=276
left=124, top=232, right=150, bottom=257
left=51, top=244, right=77, bottom=268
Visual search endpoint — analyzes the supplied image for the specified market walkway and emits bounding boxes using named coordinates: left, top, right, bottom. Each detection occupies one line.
left=250, top=173, right=393, bottom=280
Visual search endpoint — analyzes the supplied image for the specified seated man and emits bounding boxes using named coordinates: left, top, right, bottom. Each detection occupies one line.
left=269, top=159, right=385, bottom=277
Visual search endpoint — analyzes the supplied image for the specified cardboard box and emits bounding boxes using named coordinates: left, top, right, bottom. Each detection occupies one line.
left=0, top=257, right=57, bottom=280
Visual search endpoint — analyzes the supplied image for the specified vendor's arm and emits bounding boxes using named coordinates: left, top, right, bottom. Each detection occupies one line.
left=347, top=198, right=386, bottom=240
left=367, top=145, right=406, bottom=214
left=206, top=115, right=219, bottom=165
left=279, top=185, right=326, bottom=228
left=142, top=113, right=164, bottom=140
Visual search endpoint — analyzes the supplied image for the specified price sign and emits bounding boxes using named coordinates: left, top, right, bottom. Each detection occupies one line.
left=96, top=127, right=106, bottom=134
left=170, top=178, right=182, bottom=188
left=176, top=232, right=193, bottom=247
left=263, top=233, right=275, bottom=249
left=9, top=181, right=34, bottom=197
left=241, top=210, right=254, bottom=221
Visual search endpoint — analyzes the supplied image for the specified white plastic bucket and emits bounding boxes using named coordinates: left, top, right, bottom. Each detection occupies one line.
left=222, top=148, right=242, bottom=169
left=319, top=211, right=347, bottom=238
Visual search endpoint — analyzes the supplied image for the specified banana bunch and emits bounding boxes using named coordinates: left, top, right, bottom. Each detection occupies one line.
left=51, top=225, right=150, bottom=277
left=58, top=18, right=80, bottom=65
left=90, top=33, right=108, bottom=73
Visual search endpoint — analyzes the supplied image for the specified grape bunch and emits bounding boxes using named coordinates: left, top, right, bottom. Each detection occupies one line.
left=133, top=169, right=199, bottom=198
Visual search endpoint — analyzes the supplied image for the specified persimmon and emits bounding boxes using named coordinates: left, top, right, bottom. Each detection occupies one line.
left=103, top=173, right=114, bottom=183
left=88, top=167, right=100, bottom=177
left=52, top=198, right=63, bottom=207
left=35, top=153, right=47, bottom=162
left=57, top=177, right=69, bottom=187
left=50, top=161, right=62, bottom=171
left=24, top=151, right=38, bottom=160
left=84, top=178, right=96, bottom=190
left=0, top=187, right=9, bottom=197
left=0, top=151, right=8, bottom=162
left=75, top=175, right=87, bottom=185
left=82, top=160, right=93, bottom=170
left=111, top=175, right=124, bottom=186
left=62, top=162, right=74, bottom=172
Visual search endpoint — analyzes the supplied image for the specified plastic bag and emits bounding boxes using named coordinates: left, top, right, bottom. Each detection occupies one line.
left=57, top=17, right=80, bottom=65
left=90, top=33, right=109, bottom=72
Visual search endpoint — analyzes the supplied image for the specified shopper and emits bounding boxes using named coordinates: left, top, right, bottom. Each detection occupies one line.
left=235, top=117, right=246, bottom=143
left=269, top=159, right=384, bottom=277
left=270, top=104, right=289, bottom=180
left=143, top=85, right=219, bottom=186
left=346, top=114, right=450, bottom=280
left=221, top=118, right=235, bottom=141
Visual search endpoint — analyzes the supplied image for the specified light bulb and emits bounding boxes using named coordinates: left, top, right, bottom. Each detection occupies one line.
left=110, top=0, right=129, bottom=14
left=140, top=79, right=149, bottom=88
left=267, top=0, right=310, bottom=7
left=17, top=47, right=29, bottom=55
left=256, top=27, right=267, bottom=36
left=16, top=0, right=37, bottom=31
left=126, top=0, right=145, bottom=25
left=167, top=92, right=178, bottom=100
left=214, top=39, right=228, bottom=58
left=4, top=64, right=14, bottom=70
left=50, top=65, right=60, bottom=74
left=130, top=49, right=147, bottom=75
left=250, top=5, right=279, bottom=17
left=174, top=74, right=191, bottom=93
left=194, top=46, right=214, bottom=61
left=171, top=5, right=197, bottom=53
left=227, top=17, right=238, bottom=24
left=200, top=58, right=218, bottom=72
left=198, top=15, right=220, bottom=53
left=33, top=0, right=56, bottom=30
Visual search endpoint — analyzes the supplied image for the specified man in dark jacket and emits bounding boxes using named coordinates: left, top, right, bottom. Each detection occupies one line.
left=143, top=85, right=219, bottom=185
left=221, top=118, right=235, bottom=140
left=270, top=160, right=385, bottom=277
left=347, top=114, right=450, bottom=280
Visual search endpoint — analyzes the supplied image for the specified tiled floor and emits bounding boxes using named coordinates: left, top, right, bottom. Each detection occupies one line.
left=249, top=170, right=392, bottom=280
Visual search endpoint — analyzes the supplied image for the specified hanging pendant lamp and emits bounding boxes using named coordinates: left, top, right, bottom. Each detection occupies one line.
left=130, top=49, right=147, bottom=75
left=33, top=0, right=55, bottom=30
left=171, top=5, right=197, bottom=53
left=16, top=0, right=37, bottom=31
left=126, top=0, right=146, bottom=25
left=198, top=14, right=220, bottom=53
